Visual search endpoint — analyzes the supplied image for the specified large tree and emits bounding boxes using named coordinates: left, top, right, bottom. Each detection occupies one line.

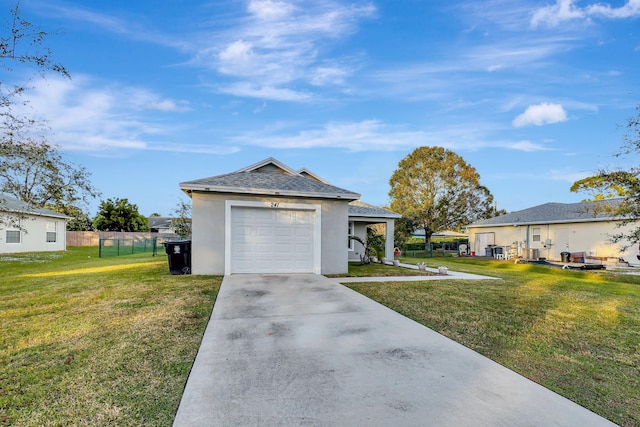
left=171, top=199, right=192, bottom=239
left=0, top=136, right=99, bottom=211
left=389, top=146, right=498, bottom=249
left=93, top=198, right=150, bottom=232
left=0, top=2, right=96, bottom=228
left=571, top=105, right=640, bottom=246
left=1, top=2, right=69, bottom=129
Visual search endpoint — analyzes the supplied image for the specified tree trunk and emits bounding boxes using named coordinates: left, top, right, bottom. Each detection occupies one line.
left=423, top=232, right=433, bottom=255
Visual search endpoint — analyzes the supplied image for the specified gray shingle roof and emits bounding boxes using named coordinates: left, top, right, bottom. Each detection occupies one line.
left=180, top=158, right=360, bottom=200
left=0, top=193, right=71, bottom=219
left=470, top=199, right=624, bottom=227
left=348, top=200, right=401, bottom=219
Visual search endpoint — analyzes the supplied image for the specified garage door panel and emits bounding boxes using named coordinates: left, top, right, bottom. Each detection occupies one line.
left=235, top=243, right=253, bottom=253
left=230, top=206, right=316, bottom=274
left=275, top=226, right=293, bottom=237
left=294, top=242, right=311, bottom=251
left=255, top=209, right=275, bottom=220
left=293, top=226, right=311, bottom=237
left=255, top=242, right=274, bottom=253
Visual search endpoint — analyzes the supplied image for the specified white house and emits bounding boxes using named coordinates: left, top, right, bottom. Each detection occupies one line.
left=180, top=158, right=399, bottom=275
left=468, top=199, right=640, bottom=266
left=148, top=216, right=178, bottom=234
left=0, top=194, right=70, bottom=254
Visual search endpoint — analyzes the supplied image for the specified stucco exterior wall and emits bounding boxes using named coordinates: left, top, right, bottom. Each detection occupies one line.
left=0, top=215, right=67, bottom=254
left=190, top=192, right=350, bottom=275
left=349, top=222, right=368, bottom=262
left=469, top=220, right=638, bottom=261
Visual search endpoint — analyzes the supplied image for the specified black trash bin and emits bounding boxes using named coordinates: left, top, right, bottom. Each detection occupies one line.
left=163, top=240, right=191, bottom=275
left=560, top=251, right=570, bottom=263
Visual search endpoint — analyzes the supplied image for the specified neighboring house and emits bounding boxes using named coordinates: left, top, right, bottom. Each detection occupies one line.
left=0, top=193, right=70, bottom=254
left=179, top=157, right=399, bottom=275
left=148, top=216, right=178, bottom=233
left=412, top=229, right=469, bottom=239
left=468, top=199, right=640, bottom=265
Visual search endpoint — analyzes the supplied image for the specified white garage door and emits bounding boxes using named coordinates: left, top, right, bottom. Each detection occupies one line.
left=230, top=207, right=315, bottom=273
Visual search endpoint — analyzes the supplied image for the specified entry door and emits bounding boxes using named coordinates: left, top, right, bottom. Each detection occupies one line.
left=230, top=207, right=314, bottom=273
left=553, top=228, right=570, bottom=259
left=474, top=232, right=495, bottom=256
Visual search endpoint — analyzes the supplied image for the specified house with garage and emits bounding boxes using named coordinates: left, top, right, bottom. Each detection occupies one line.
left=0, top=193, right=70, bottom=254
left=179, top=158, right=399, bottom=275
left=467, top=199, right=640, bottom=266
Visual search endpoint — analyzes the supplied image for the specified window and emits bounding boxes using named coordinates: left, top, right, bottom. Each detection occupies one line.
left=532, top=227, right=541, bottom=242
left=46, top=221, right=57, bottom=243
left=6, top=230, right=21, bottom=244
left=348, top=221, right=355, bottom=250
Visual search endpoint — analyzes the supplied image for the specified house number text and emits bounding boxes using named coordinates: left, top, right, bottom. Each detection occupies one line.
left=270, top=202, right=280, bottom=208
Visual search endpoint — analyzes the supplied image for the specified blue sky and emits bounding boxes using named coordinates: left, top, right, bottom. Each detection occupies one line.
left=6, top=0, right=640, bottom=216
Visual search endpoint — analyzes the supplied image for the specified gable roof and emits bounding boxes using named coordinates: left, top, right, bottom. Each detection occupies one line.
left=180, top=157, right=361, bottom=201
left=0, top=193, right=71, bottom=220
left=470, top=199, right=625, bottom=228
left=348, top=200, right=401, bottom=219
left=297, top=168, right=331, bottom=184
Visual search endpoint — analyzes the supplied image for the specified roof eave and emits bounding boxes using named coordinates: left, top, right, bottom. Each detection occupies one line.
left=469, top=217, right=621, bottom=228
left=181, top=184, right=360, bottom=200
left=0, top=208, right=71, bottom=220
left=349, top=213, right=402, bottom=220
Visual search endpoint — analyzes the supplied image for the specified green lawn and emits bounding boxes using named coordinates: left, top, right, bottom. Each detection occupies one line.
left=0, top=247, right=222, bottom=427
left=3, top=251, right=639, bottom=426
left=344, top=257, right=640, bottom=427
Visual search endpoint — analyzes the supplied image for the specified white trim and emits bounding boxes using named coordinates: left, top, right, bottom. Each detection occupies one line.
left=235, top=157, right=301, bottom=175
left=182, top=184, right=359, bottom=201
left=45, top=220, right=57, bottom=243
left=225, top=200, right=322, bottom=274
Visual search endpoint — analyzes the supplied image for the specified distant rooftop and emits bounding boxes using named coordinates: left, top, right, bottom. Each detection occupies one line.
left=0, top=193, right=71, bottom=220
left=470, top=199, right=624, bottom=227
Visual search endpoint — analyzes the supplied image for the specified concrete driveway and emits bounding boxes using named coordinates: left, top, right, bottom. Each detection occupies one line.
left=173, top=274, right=615, bottom=426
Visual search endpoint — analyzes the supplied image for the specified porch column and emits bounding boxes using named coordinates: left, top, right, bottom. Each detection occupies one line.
left=385, top=219, right=395, bottom=260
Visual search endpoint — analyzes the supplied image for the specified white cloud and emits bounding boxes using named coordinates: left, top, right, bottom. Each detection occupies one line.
left=145, top=99, right=191, bottom=112
left=217, top=40, right=257, bottom=75
left=247, top=0, right=296, bottom=20
left=309, top=66, right=351, bottom=86
left=19, top=75, right=192, bottom=152
left=231, top=120, right=427, bottom=151
left=194, top=0, right=376, bottom=100
left=587, top=0, right=640, bottom=19
left=509, top=140, right=552, bottom=152
left=32, top=2, right=188, bottom=50
left=217, top=82, right=313, bottom=102
left=512, top=103, right=568, bottom=127
left=531, top=0, right=640, bottom=28
left=228, top=119, right=554, bottom=153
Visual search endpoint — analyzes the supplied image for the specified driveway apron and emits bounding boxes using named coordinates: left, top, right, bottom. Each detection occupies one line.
left=173, top=274, right=615, bottom=427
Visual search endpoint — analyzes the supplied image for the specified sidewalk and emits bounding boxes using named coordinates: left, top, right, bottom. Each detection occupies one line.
left=334, top=261, right=501, bottom=283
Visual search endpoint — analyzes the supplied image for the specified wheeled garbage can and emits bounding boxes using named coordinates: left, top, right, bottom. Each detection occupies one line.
left=163, top=240, right=192, bottom=275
